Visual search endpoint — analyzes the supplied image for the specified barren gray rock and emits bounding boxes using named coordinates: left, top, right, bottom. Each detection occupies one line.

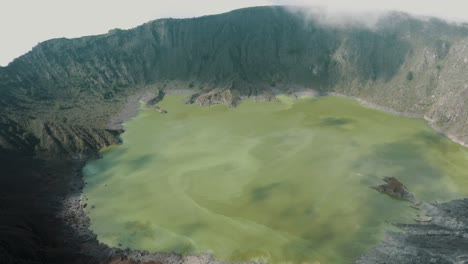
left=354, top=199, right=468, bottom=264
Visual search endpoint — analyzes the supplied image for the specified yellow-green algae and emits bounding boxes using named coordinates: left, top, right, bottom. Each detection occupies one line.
left=83, top=95, right=468, bottom=264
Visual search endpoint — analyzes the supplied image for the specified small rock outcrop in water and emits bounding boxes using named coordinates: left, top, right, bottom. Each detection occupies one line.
left=146, top=104, right=168, bottom=114
left=185, top=89, right=241, bottom=107
left=146, top=90, right=168, bottom=114
left=371, top=177, right=416, bottom=202
left=153, top=106, right=168, bottom=114
left=146, top=90, right=166, bottom=107
left=1, top=6, right=468, bottom=264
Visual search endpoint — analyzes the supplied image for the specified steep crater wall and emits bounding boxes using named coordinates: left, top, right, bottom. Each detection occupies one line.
left=1, top=7, right=468, bottom=153
left=1, top=6, right=468, bottom=264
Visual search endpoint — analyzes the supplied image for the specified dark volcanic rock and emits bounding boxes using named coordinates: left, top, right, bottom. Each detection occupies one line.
left=0, top=116, right=39, bottom=154
left=354, top=199, right=468, bottom=264
left=0, top=5, right=468, bottom=264
left=145, top=90, right=166, bottom=107
left=0, top=115, right=122, bottom=158
left=0, top=152, right=92, bottom=264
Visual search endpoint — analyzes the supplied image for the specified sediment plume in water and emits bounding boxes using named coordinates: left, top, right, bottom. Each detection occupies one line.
left=83, top=95, right=468, bottom=264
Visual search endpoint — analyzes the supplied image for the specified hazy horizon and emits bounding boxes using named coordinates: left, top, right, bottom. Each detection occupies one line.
left=2, top=0, right=468, bottom=66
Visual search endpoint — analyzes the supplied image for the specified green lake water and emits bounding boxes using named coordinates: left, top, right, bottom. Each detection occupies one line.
left=83, top=95, right=468, bottom=264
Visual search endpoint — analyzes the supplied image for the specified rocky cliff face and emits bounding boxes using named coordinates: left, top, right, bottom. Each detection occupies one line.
left=2, top=6, right=468, bottom=264
left=1, top=6, right=468, bottom=153
left=355, top=199, right=468, bottom=264
left=0, top=115, right=121, bottom=157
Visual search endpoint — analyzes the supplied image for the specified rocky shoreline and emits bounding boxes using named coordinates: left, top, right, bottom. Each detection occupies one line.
left=327, top=92, right=468, bottom=148
left=55, top=89, right=468, bottom=264
left=2, top=7, right=468, bottom=263
left=59, top=159, right=251, bottom=264
left=61, top=149, right=468, bottom=264
left=355, top=199, right=468, bottom=264
left=103, top=86, right=468, bottom=149
left=3, top=145, right=467, bottom=264
left=58, top=91, right=256, bottom=264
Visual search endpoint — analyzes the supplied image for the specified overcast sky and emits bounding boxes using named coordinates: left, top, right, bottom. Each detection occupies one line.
left=1, top=0, right=468, bottom=66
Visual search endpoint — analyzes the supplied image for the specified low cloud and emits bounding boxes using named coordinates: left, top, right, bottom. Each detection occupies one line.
left=283, top=6, right=390, bottom=29
left=1, top=0, right=467, bottom=66
left=270, top=0, right=468, bottom=23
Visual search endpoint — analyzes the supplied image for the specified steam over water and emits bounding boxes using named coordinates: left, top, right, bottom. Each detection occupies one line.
left=83, top=95, right=468, bottom=263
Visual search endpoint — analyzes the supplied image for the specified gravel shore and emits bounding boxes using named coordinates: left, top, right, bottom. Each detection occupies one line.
left=60, top=89, right=468, bottom=263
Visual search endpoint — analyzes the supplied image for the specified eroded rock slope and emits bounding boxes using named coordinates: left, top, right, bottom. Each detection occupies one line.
left=1, top=6, right=468, bottom=152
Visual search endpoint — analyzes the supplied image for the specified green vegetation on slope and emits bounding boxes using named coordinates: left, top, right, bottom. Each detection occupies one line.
left=1, top=6, right=468, bottom=155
